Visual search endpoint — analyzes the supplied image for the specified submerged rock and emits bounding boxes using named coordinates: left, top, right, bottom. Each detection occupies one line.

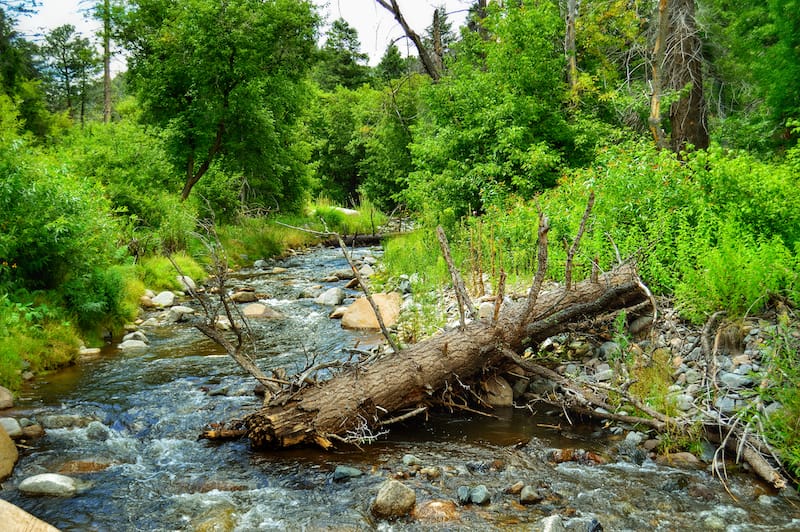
left=333, top=465, right=363, bottom=481
left=413, top=500, right=459, bottom=523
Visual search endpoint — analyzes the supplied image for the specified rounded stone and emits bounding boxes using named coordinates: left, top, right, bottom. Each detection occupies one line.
left=18, top=473, right=78, bottom=497
left=371, top=479, right=416, bottom=519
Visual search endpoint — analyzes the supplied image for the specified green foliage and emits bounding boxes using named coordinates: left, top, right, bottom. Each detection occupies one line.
left=758, top=315, right=800, bottom=481
left=122, top=0, right=319, bottom=207
left=137, top=253, right=206, bottom=292
left=406, top=2, right=572, bottom=218
left=314, top=18, right=371, bottom=90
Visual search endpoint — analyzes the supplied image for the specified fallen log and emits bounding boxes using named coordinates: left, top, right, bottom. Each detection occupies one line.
left=244, top=263, right=647, bottom=449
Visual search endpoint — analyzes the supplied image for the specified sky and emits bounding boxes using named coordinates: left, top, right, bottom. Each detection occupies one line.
left=13, top=0, right=472, bottom=67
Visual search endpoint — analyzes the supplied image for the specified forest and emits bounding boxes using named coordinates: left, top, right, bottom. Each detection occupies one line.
left=1, top=0, right=799, bottom=487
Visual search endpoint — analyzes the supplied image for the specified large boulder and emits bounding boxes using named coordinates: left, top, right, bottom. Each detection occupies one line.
left=341, top=293, right=401, bottom=330
left=0, top=500, right=60, bottom=531
left=371, top=479, right=416, bottom=519
left=0, top=425, right=18, bottom=479
left=18, top=473, right=78, bottom=496
left=0, top=386, right=13, bottom=409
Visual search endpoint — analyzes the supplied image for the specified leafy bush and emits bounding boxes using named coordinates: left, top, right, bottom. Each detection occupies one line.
left=137, top=253, right=207, bottom=292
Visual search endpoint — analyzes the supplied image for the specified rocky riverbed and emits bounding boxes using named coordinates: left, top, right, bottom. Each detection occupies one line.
left=1, top=245, right=799, bottom=530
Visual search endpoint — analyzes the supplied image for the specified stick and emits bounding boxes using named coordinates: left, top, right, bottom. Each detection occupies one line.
left=525, top=212, right=550, bottom=321
left=565, top=190, right=595, bottom=291
left=436, top=226, right=477, bottom=328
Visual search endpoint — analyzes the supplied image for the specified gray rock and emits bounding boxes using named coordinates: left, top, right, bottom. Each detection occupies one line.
left=540, top=514, right=566, bottom=532
left=85, top=421, right=110, bottom=441
left=122, top=331, right=148, bottom=344
left=594, top=368, right=614, bottom=382
left=0, top=418, right=22, bottom=438
left=685, top=368, right=701, bottom=384
left=358, top=264, right=375, bottom=277
left=674, top=394, right=695, bottom=411
left=118, top=339, right=148, bottom=350
left=0, top=387, right=13, bottom=410
left=164, top=305, right=195, bottom=324
left=719, top=371, right=753, bottom=389
left=456, top=485, right=471, bottom=505
left=176, top=275, right=196, bottom=291
left=18, top=473, right=77, bottom=496
left=715, top=395, right=745, bottom=414
left=469, top=485, right=491, bottom=505
left=333, top=465, right=363, bottom=481
left=625, top=431, right=645, bottom=446
left=39, top=414, right=90, bottom=429
left=253, top=259, right=268, bottom=269
left=331, top=269, right=355, bottom=281
left=402, top=454, right=421, bottom=467
left=151, top=291, right=176, bottom=308
left=478, top=301, right=495, bottom=320
left=520, top=485, right=543, bottom=504
left=598, top=341, right=620, bottom=358
left=315, top=287, right=345, bottom=306
left=371, top=479, right=416, bottom=519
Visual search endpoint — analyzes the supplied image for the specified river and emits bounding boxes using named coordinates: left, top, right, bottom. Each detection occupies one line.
left=2, top=246, right=798, bottom=531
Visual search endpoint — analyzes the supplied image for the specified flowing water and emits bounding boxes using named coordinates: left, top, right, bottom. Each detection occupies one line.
left=2, top=246, right=799, bottom=531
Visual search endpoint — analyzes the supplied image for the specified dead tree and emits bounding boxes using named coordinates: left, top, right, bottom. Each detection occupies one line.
left=375, top=0, right=441, bottom=80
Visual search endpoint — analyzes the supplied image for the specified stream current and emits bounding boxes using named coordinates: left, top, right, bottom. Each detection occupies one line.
left=2, top=246, right=799, bottom=531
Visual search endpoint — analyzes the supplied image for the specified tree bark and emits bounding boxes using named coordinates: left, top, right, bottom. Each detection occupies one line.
left=102, top=0, right=112, bottom=124
left=648, top=0, right=669, bottom=149
left=666, top=0, right=708, bottom=153
left=244, top=264, right=646, bottom=449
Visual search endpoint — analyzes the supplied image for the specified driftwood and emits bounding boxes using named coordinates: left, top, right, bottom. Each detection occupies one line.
left=243, top=263, right=647, bottom=449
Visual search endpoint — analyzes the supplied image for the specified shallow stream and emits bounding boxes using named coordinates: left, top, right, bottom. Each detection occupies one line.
left=2, top=246, right=799, bottom=531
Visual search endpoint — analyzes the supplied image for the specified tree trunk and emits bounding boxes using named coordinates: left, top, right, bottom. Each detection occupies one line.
left=666, top=0, right=708, bottom=153
left=565, top=0, right=578, bottom=92
left=648, top=0, right=669, bottom=149
left=103, top=0, right=112, bottom=124
left=244, top=264, right=646, bottom=449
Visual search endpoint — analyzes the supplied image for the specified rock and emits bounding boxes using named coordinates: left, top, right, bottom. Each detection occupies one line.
left=139, top=317, right=159, bottom=327
left=272, top=267, right=288, bottom=274
left=0, top=386, right=13, bottom=409
left=214, top=316, right=232, bottom=331
left=0, top=426, right=19, bottom=479
left=597, top=341, right=620, bottom=359
left=78, top=347, right=102, bottom=358
left=315, top=287, right=345, bottom=306
left=478, top=301, right=495, bottom=320
left=0, top=418, right=22, bottom=439
left=413, top=500, right=459, bottom=522
left=505, top=481, right=525, bottom=495
left=241, top=303, right=283, bottom=319
left=231, top=291, right=259, bottom=303
left=333, top=465, right=363, bottom=481
left=58, top=459, right=112, bottom=474
left=139, top=295, right=157, bottom=309
left=594, top=365, right=614, bottom=382
left=118, top=339, right=148, bottom=350
left=482, top=376, right=513, bottom=407
left=656, top=452, right=701, bottom=468
left=341, top=293, right=402, bottom=330
left=18, top=473, right=78, bottom=496
left=715, top=395, right=745, bottom=414
left=21, top=424, right=45, bottom=439
left=402, top=454, right=421, bottom=467
left=164, top=305, right=195, bottom=324
left=371, top=479, right=416, bottom=519
left=718, top=371, right=753, bottom=389
left=469, top=485, right=491, bottom=505
left=456, top=485, right=471, bottom=505
left=253, top=259, right=268, bottom=269
left=122, top=331, right=149, bottom=344
left=85, top=421, right=110, bottom=441
left=151, top=291, right=176, bottom=308
left=540, top=514, right=567, bottom=532
left=331, top=269, right=355, bottom=281
left=328, top=306, right=347, bottom=319
left=0, top=500, right=59, bottom=531
left=520, top=485, right=544, bottom=504
left=39, top=414, right=90, bottom=429
left=359, top=264, right=375, bottom=277
left=176, top=275, right=196, bottom=291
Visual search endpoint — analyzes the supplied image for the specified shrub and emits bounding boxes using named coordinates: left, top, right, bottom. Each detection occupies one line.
left=137, top=253, right=207, bottom=292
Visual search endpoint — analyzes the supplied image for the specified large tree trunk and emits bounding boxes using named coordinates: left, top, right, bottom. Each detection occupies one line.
left=666, top=0, right=708, bottom=152
left=244, top=264, right=646, bottom=449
